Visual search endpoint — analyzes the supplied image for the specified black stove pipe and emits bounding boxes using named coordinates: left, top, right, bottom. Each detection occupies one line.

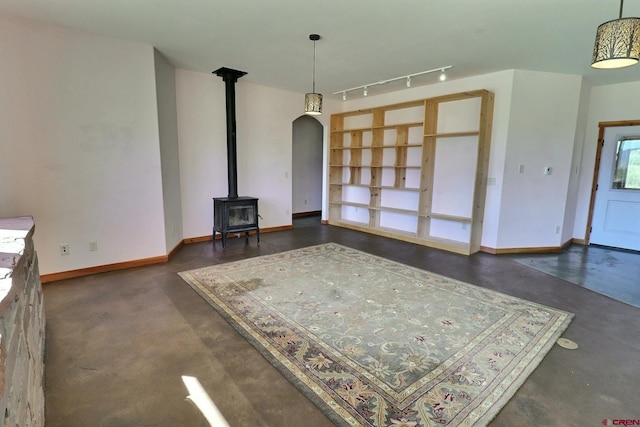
left=213, top=67, right=247, bottom=199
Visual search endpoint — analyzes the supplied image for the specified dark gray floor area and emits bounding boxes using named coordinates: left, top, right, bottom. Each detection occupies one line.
left=43, top=218, right=640, bottom=426
left=507, top=244, right=640, bottom=309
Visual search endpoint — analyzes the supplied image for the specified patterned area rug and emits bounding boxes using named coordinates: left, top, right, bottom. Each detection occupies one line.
left=179, top=243, right=573, bottom=426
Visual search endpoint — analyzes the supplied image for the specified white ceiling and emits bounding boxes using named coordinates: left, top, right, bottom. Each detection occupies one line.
left=2, top=0, right=640, bottom=99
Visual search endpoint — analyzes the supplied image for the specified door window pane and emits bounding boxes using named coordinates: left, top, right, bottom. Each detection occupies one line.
left=613, top=139, right=640, bottom=190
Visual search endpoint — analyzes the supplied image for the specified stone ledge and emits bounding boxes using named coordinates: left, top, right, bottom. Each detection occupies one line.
left=0, top=216, right=34, bottom=310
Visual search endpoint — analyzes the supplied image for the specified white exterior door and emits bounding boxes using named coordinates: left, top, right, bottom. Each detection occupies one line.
left=590, top=126, right=640, bottom=251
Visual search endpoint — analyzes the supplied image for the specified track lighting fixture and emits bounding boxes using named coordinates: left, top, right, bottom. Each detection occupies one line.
left=333, top=65, right=452, bottom=100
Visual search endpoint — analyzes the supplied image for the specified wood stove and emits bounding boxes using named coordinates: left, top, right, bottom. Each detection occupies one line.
left=213, top=196, right=259, bottom=247
left=212, top=67, right=259, bottom=248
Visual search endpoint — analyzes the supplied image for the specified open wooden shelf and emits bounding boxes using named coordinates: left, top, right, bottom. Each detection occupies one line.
left=329, top=89, right=494, bottom=255
left=424, top=131, right=480, bottom=138
left=331, top=143, right=423, bottom=150
left=372, top=121, right=424, bottom=130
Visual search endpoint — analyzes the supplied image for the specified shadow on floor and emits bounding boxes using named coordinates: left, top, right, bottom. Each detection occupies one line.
left=292, top=213, right=322, bottom=228
left=506, top=244, right=640, bottom=308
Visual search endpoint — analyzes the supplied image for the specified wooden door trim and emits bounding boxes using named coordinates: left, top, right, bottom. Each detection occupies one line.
left=585, top=120, right=640, bottom=244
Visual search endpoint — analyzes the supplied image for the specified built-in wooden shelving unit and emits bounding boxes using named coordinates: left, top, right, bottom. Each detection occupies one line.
left=328, top=90, right=494, bottom=255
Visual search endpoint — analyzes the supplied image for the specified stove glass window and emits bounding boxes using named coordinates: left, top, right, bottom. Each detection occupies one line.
left=229, top=205, right=255, bottom=226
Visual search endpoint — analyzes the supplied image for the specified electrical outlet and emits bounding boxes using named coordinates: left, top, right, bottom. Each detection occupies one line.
left=518, top=164, right=525, bottom=174
left=89, top=241, right=98, bottom=251
left=60, top=244, right=70, bottom=255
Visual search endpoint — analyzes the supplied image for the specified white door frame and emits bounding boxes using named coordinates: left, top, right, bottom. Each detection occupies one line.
left=585, top=119, right=640, bottom=244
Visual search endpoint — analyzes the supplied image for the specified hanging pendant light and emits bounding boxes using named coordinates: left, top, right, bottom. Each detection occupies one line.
left=592, top=0, right=640, bottom=69
left=304, top=34, right=322, bottom=115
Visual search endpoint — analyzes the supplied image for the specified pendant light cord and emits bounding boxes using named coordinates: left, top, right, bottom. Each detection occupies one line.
left=619, top=0, right=624, bottom=19
left=312, top=39, right=316, bottom=93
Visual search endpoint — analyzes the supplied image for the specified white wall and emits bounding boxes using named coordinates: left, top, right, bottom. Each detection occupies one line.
left=176, top=69, right=336, bottom=238
left=0, top=14, right=166, bottom=274
left=497, top=70, right=583, bottom=248
left=562, top=79, right=591, bottom=244
left=235, top=82, right=301, bottom=227
left=573, top=80, right=640, bottom=239
left=175, top=69, right=226, bottom=239
left=154, top=49, right=183, bottom=253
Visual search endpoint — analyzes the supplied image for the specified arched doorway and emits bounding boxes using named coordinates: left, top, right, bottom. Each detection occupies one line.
left=292, top=115, right=323, bottom=225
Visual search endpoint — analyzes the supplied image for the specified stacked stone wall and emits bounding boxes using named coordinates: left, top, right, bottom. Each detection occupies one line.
left=0, top=217, right=45, bottom=427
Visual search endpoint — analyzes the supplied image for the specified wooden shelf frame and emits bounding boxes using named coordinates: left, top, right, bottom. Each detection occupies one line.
left=328, top=89, right=494, bottom=255
left=331, top=143, right=423, bottom=150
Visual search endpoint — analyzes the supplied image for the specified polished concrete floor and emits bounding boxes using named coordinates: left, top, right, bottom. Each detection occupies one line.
left=508, top=244, right=640, bottom=309
left=43, top=218, right=640, bottom=426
